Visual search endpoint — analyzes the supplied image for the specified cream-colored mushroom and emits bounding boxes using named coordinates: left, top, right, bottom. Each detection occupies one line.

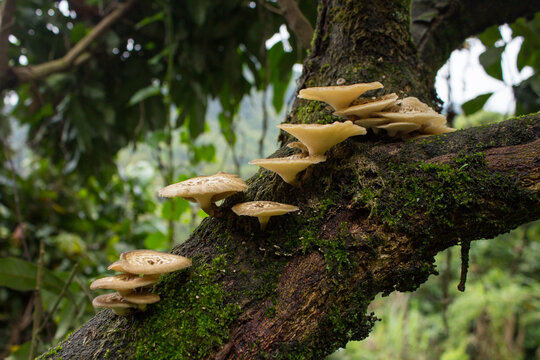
left=422, top=124, right=457, bottom=135
left=287, top=141, right=309, bottom=156
left=121, top=291, right=161, bottom=311
left=334, top=93, right=398, bottom=119
left=298, top=82, right=384, bottom=111
left=376, top=122, right=421, bottom=137
left=92, top=292, right=137, bottom=316
left=277, top=121, right=367, bottom=157
left=232, top=201, right=300, bottom=230
left=90, top=273, right=159, bottom=297
left=107, top=250, right=192, bottom=275
left=376, top=96, right=446, bottom=127
left=158, top=172, right=247, bottom=216
left=249, top=155, right=326, bottom=185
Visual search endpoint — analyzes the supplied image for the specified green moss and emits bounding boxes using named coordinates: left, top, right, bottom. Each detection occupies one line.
left=41, top=344, right=63, bottom=358
left=132, top=255, right=241, bottom=359
left=293, top=101, right=340, bottom=125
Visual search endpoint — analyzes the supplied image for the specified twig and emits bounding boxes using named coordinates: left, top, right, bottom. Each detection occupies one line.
left=38, top=262, right=80, bottom=333
left=457, top=239, right=470, bottom=292
left=29, top=239, right=45, bottom=360
left=4, top=0, right=138, bottom=88
left=276, top=0, right=314, bottom=49
left=1, top=134, right=30, bottom=261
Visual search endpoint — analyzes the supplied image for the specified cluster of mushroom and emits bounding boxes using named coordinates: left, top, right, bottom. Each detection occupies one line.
left=299, top=81, right=455, bottom=139
left=159, top=172, right=299, bottom=230
left=91, top=250, right=191, bottom=315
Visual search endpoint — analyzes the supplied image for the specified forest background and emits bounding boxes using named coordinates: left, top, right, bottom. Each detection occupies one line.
left=0, top=0, right=539, bottom=359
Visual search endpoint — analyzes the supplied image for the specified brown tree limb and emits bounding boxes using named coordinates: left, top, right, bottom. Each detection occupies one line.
left=0, top=0, right=16, bottom=75
left=277, top=0, right=314, bottom=49
left=0, top=0, right=137, bottom=90
left=412, top=0, right=540, bottom=79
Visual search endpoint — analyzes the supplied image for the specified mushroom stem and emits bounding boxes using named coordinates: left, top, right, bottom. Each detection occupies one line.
left=258, top=216, right=271, bottom=231
left=112, top=308, right=133, bottom=316
left=196, top=193, right=215, bottom=216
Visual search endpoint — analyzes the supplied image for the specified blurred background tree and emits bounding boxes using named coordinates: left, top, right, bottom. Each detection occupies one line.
left=0, top=0, right=538, bottom=358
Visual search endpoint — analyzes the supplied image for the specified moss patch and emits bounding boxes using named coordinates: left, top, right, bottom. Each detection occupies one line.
left=132, top=256, right=241, bottom=360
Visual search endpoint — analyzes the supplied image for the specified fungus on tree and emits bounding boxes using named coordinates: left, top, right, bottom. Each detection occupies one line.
left=248, top=155, right=326, bottom=185
left=333, top=93, right=398, bottom=118
left=158, top=171, right=247, bottom=216
left=107, top=249, right=192, bottom=275
left=297, top=81, right=383, bottom=110
left=277, top=121, right=367, bottom=157
left=90, top=273, right=159, bottom=296
left=376, top=122, right=422, bottom=137
left=91, top=293, right=138, bottom=316
left=231, top=201, right=300, bottom=230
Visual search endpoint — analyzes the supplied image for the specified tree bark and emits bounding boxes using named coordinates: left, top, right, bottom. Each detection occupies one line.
left=40, top=0, right=540, bottom=359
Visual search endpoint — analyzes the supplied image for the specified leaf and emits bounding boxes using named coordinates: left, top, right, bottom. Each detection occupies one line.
left=128, top=85, right=161, bottom=106
left=479, top=46, right=505, bottom=81
left=161, top=198, right=189, bottom=220
left=478, top=25, right=501, bottom=48
left=144, top=232, right=169, bottom=251
left=461, top=93, right=493, bottom=115
left=135, top=12, right=164, bottom=30
left=0, top=258, right=74, bottom=300
left=70, top=23, right=89, bottom=44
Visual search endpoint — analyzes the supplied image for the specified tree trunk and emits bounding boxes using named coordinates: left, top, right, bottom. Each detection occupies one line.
left=41, top=0, right=540, bottom=359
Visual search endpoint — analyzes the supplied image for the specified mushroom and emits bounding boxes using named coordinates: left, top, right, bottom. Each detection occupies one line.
left=107, top=249, right=192, bottom=275
left=120, top=291, right=160, bottom=311
left=231, top=201, right=300, bottom=230
left=287, top=141, right=309, bottom=156
left=248, top=155, right=326, bottom=185
left=375, top=96, right=447, bottom=127
left=92, top=292, right=137, bottom=316
left=277, top=121, right=367, bottom=157
left=158, top=171, right=247, bottom=216
left=298, top=82, right=384, bottom=111
left=333, top=93, right=398, bottom=119
left=376, top=122, right=421, bottom=137
left=90, top=273, right=159, bottom=297
left=422, top=124, right=457, bottom=135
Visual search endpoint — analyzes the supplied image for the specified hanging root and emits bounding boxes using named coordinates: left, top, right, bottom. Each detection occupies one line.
left=457, top=239, right=471, bottom=292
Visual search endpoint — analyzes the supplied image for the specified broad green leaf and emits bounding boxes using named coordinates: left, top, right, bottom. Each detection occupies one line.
left=70, top=23, right=89, bottom=44
left=0, top=258, right=74, bottom=300
left=161, top=198, right=189, bottom=221
left=478, top=25, right=501, bottom=48
left=128, top=85, right=161, bottom=106
left=479, top=46, right=504, bottom=81
left=461, top=93, right=493, bottom=115
left=144, top=232, right=169, bottom=251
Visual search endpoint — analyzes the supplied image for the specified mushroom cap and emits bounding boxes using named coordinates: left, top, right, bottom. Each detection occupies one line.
left=158, top=172, right=247, bottom=202
left=377, top=122, right=421, bottom=137
left=92, top=292, right=137, bottom=311
left=277, top=121, right=367, bottom=157
left=354, top=118, right=390, bottom=128
left=121, top=291, right=161, bottom=305
left=90, top=274, right=159, bottom=291
left=334, top=93, right=398, bottom=118
left=298, top=82, right=384, bottom=110
left=232, top=201, right=300, bottom=217
left=376, top=97, right=447, bottom=126
left=423, top=124, right=457, bottom=135
left=287, top=141, right=309, bottom=154
left=248, top=155, right=326, bottom=184
left=107, top=250, right=192, bottom=275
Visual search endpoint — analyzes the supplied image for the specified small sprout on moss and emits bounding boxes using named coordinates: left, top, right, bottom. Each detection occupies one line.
left=298, top=81, right=383, bottom=111
left=158, top=172, right=247, bottom=216
left=232, top=201, right=300, bottom=230
left=277, top=120, right=367, bottom=157
left=249, top=155, right=326, bottom=185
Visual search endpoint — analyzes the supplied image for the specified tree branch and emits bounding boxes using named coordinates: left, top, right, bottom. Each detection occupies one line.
left=412, top=0, right=540, bottom=79
left=40, top=114, right=540, bottom=359
left=276, top=0, right=314, bottom=49
left=0, top=0, right=137, bottom=90
left=0, top=0, right=16, bottom=75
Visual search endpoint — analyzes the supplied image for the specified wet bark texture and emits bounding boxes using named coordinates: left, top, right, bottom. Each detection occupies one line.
left=42, top=0, right=540, bottom=359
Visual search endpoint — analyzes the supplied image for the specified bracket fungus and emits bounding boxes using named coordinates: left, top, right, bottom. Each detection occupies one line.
left=298, top=81, right=383, bottom=111
left=158, top=172, right=247, bottom=216
left=232, top=201, right=300, bottom=230
left=377, top=122, right=421, bottom=137
left=277, top=121, right=367, bottom=157
left=249, top=155, right=326, bottom=185
left=107, top=249, right=192, bottom=275
left=333, top=93, right=398, bottom=119
left=92, top=293, right=138, bottom=316
left=90, top=273, right=159, bottom=296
